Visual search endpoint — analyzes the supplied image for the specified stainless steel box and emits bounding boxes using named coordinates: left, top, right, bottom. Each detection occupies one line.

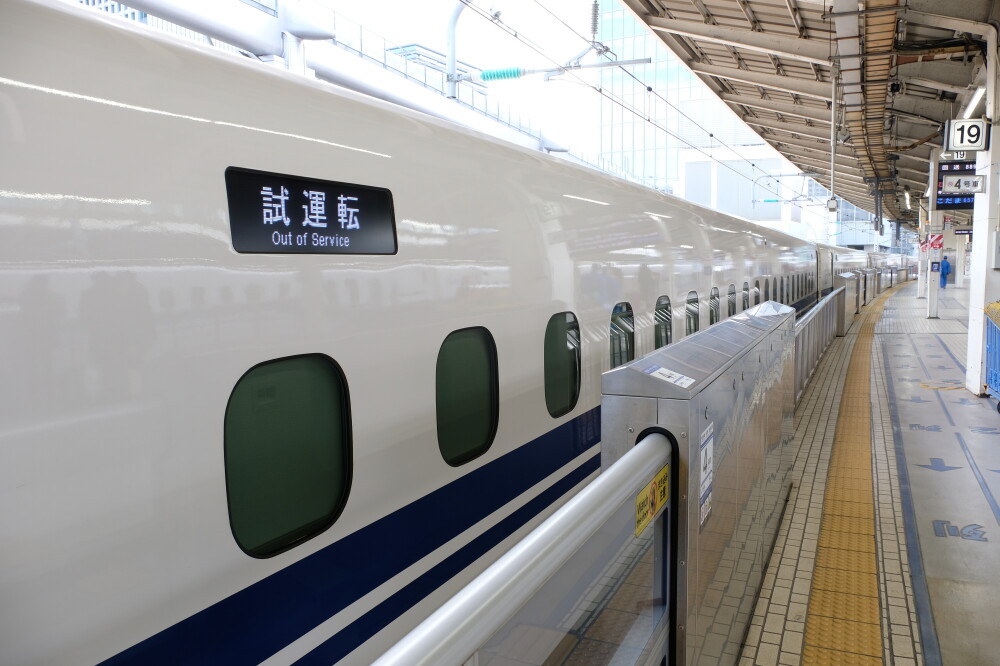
left=601, top=302, right=796, bottom=666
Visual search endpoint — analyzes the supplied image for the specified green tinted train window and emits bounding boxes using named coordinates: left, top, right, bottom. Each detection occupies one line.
left=544, top=312, right=581, bottom=418
left=654, top=296, right=672, bottom=348
left=610, top=302, right=635, bottom=368
left=225, top=354, right=351, bottom=558
left=686, top=291, right=699, bottom=336
left=437, top=327, right=499, bottom=466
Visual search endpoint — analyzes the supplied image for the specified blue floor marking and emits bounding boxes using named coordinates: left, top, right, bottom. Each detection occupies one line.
left=881, top=337, right=943, bottom=666
left=934, top=334, right=965, bottom=373
left=917, top=458, right=962, bottom=472
left=954, top=433, right=1000, bottom=527
left=909, top=335, right=955, bottom=427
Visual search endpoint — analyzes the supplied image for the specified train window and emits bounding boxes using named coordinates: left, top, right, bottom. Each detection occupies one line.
left=753, top=280, right=761, bottom=305
left=772, top=278, right=778, bottom=303
left=728, top=284, right=737, bottom=316
left=709, top=287, right=720, bottom=325
left=437, top=327, right=499, bottom=466
left=610, top=302, right=635, bottom=369
left=685, top=291, right=699, bottom=336
left=742, top=283, right=750, bottom=310
left=654, top=296, right=672, bottom=348
left=225, top=354, right=351, bottom=558
left=763, top=279, right=770, bottom=301
left=544, top=312, right=581, bottom=418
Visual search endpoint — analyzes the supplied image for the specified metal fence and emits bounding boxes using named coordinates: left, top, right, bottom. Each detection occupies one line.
left=794, top=287, right=845, bottom=404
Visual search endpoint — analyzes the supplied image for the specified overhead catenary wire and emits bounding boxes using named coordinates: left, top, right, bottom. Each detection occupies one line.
left=478, top=0, right=831, bottom=217
left=459, top=4, right=799, bottom=210
left=484, top=1, right=902, bottom=251
left=527, top=0, right=807, bottom=201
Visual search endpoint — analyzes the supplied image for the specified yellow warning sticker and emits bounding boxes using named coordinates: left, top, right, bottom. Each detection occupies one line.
left=635, top=464, right=670, bottom=537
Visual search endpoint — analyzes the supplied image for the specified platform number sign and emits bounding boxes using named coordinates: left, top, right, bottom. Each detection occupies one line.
left=945, top=118, right=989, bottom=152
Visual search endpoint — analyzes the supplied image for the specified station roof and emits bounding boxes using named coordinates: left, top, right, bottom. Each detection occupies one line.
left=620, top=0, right=1000, bottom=230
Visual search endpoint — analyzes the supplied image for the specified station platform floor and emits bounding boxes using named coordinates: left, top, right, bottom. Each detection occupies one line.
left=739, top=280, right=1000, bottom=666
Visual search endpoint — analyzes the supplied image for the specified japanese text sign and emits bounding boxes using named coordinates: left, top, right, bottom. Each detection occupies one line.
left=225, top=167, right=397, bottom=255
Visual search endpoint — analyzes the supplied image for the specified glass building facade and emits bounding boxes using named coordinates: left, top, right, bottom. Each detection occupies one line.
left=597, top=3, right=763, bottom=198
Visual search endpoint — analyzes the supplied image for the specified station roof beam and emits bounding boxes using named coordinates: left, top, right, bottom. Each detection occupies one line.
left=622, top=0, right=998, bottom=231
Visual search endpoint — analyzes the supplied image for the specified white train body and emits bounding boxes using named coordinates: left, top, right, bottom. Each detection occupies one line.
left=0, top=2, right=904, bottom=664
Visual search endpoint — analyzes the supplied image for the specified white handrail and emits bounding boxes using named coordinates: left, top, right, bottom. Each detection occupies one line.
left=372, top=432, right=673, bottom=666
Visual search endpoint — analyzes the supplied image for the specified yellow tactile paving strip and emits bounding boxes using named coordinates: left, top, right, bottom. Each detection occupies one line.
left=803, top=294, right=889, bottom=664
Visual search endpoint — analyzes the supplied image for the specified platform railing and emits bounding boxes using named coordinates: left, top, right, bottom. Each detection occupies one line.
left=372, top=432, right=673, bottom=666
left=795, top=287, right=845, bottom=404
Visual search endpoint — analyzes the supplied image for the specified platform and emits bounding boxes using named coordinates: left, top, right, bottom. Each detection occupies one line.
left=740, top=281, right=1000, bottom=665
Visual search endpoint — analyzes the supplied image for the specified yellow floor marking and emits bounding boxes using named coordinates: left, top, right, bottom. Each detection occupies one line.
left=803, top=645, right=882, bottom=665
left=803, top=287, right=899, bottom=665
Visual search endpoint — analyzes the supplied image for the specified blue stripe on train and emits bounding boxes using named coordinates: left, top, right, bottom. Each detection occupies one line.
left=296, top=453, right=602, bottom=664
left=101, top=407, right=602, bottom=666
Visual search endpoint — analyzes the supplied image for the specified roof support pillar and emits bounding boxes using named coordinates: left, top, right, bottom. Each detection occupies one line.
left=829, top=63, right=838, bottom=212
left=966, top=21, right=1000, bottom=395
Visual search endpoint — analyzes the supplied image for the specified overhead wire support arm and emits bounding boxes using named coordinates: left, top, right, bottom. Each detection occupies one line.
left=446, top=1, right=468, bottom=99
left=471, top=58, right=650, bottom=82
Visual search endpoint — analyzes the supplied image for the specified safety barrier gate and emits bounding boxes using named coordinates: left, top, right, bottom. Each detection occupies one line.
left=601, top=302, right=796, bottom=666
left=375, top=302, right=802, bottom=666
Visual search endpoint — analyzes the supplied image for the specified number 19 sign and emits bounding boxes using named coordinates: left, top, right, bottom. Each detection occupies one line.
left=946, top=118, right=990, bottom=152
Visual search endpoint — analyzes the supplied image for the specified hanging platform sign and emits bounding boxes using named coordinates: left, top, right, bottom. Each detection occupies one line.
left=945, top=118, right=990, bottom=152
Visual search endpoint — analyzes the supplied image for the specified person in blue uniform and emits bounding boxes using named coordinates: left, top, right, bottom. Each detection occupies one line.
left=940, top=256, right=951, bottom=289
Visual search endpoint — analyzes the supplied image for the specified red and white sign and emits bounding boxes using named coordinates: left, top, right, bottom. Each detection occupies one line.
left=929, top=233, right=944, bottom=249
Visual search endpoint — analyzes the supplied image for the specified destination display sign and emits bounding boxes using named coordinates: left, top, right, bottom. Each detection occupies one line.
left=935, top=161, right=976, bottom=211
left=225, top=167, right=397, bottom=255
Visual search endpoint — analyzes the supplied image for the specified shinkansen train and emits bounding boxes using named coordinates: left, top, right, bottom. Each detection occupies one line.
left=0, top=2, right=908, bottom=664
